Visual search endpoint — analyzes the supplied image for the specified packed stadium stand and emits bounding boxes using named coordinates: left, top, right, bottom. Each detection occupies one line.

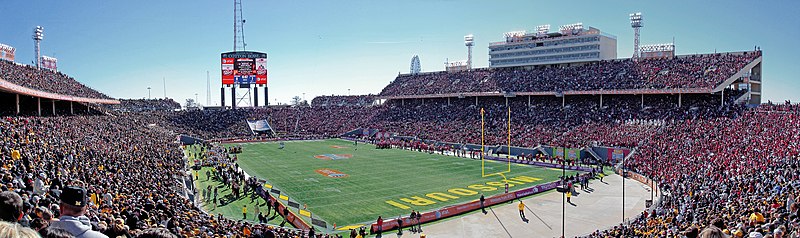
left=380, top=51, right=760, bottom=97
left=1, top=60, right=111, bottom=99
left=2, top=49, right=798, bottom=237
left=108, top=99, right=181, bottom=112
left=310, top=95, right=377, bottom=107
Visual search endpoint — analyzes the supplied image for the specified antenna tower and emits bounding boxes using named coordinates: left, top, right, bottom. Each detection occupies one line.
left=207, top=71, right=211, bottom=105
left=232, top=0, right=252, bottom=107
left=234, top=0, right=246, bottom=51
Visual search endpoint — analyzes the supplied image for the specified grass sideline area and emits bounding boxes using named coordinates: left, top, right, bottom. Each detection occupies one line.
left=186, top=145, right=285, bottom=227
left=221, top=139, right=565, bottom=228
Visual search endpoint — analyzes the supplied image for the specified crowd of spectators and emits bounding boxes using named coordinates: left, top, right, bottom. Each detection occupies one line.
left=310, top=95, right=376, bottom=107
left=0, top=60, right=111, bottom=99
left=108, top=99, right=181, bottom=112
left=379, top=51, right=760, bottom=96
left=0, top=113, right=345, bottom=237
left=141, top=89, right=745, bottom=148
left=586, top=103, right=800, bottom=237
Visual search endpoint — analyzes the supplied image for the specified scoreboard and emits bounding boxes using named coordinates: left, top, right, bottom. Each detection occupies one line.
left=221, top=51, right=267, bottom=85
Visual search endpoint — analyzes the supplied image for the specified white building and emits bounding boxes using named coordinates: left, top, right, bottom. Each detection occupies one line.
left=489, top=24, right=617, bottom=68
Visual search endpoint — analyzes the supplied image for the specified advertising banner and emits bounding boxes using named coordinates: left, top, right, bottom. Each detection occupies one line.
left=0, top=44, right=15, bottom=61
left=484, top=155, right=594, bottom=172
left=371, top=179, right=569, bottom=233
left=553, top=147, right=564, bottom=158
left=566, top=148, right=580, bottom=161
left=247, top=119, right=272, bottom=132
left=256, top=58, right=267, bottom=85
left=608, top=148, right=627, bottom=163
left=221, top=58, right=234, bottom=85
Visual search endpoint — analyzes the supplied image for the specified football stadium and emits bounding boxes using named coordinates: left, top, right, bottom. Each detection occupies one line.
left=1, top=1, right=799, bottom=238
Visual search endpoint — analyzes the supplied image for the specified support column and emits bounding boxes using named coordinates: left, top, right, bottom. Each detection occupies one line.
left=52, top=100, right=56, bottom=116
left=421, top=98, right=424, bottom=105
left=562, top=95, right=565, bottom=108
left=678, top=93, right=682, bottom=107
left=475, top=96, right=478, bottom=106
left=231, top=87, right=236, bottom=109
left=37, top=98, right=41, bottom=116
left=70, top=101, right=74, bottom=115
left=528, top=95, right=531, bottom=106
left=220, top=87, right=226, bottom=108
left=447, top=97, right=450, bottom=106
left=720, top=90, right=724, bottom=108
left=600, top=94, right=603, bottom=108
left=16, top=94, right=20, bottom=115
left=254, top=87, right=259, bottom=107
left=641, top=94, right=644, bottom=108
left=505, top=97, right=508, bottom=107
left=402, top=98, right=404, bottom=106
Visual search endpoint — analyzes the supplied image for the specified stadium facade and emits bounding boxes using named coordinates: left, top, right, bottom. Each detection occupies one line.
left=489, top=24, right=617, bottom=68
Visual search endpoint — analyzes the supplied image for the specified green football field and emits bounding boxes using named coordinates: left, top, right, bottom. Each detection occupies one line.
left=216, top=139, right=564, bottom=228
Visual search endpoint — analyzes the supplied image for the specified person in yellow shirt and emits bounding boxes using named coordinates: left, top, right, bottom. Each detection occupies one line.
left=749, top=209, right=765, bottom=224
left=518, top=200, right=526, bottom=220
left=567, top=191, right=572, bottom=203
left=242, top=205, right=247, bottom=220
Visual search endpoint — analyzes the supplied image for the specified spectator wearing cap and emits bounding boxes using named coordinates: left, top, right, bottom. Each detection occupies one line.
left=49, top=186, right=108, bottom=238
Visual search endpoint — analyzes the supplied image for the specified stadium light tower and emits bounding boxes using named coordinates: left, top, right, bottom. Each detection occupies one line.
left=33, top=26, right=44, bottom=68
left=465, top=35, right=474, bottom=69
left=630, top=12, right=643, bottom=59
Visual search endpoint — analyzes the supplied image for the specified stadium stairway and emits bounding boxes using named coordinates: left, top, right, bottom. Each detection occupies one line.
left=584, top=146, right=603, bottom=161
left=734, top=91, right=751, bottom=104
left=711, top=55, right=762, bottom=92
left=340, top=128, right=363, bottom=137
left=535, top=146, right=551, bottom=157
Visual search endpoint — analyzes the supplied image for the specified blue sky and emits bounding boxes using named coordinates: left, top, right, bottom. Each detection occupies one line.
left=2, top=0, right=798, bottom=105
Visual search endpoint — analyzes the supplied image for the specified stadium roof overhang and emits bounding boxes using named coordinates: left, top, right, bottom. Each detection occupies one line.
left=0, top=77, right=120, bottom=104
left=377, top=88, right=714, bottom=100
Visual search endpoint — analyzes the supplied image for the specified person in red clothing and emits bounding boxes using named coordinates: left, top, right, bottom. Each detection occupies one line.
left=375, top=216, right=383, bottom=237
